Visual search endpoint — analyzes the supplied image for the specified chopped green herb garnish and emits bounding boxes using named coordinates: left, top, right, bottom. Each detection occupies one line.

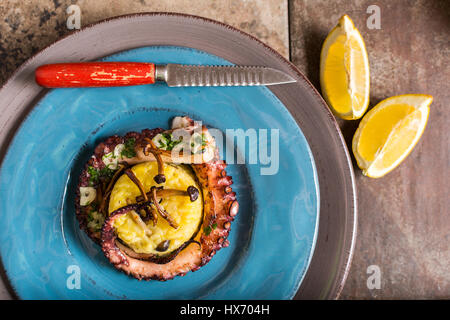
left=167, top=138, right=182, bottom=150
left=87, top=210, right=105, bottom=232
left=204, top=223, right=217, bottom=236
left=158, top=140, right=167, bottom=148
left=162, top=133, right=182, bottom=151
left=189, top=133, right=208, bottom=154
left=153, top=132, right=183, bottom=151
left=121, top=138, right=136, bottom=158
left=201, top=134, right=208, bottom=146
left=203, top=226, right=212, bottom=236
left=99, top=166, right=115, bottom=180
left=87, top=165, right=115, bottom=185
left=87, top=166, right=99, bottom=184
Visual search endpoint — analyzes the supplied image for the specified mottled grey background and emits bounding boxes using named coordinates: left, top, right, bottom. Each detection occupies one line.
left=0, top=0, right=289, bottom=85
left=0, top=0, right=449, bottom=299
left=290, top=0, right=449, bottom=299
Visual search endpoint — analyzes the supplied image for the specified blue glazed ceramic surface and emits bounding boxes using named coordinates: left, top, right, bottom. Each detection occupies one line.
left=0, top=46, right=319, bottom=299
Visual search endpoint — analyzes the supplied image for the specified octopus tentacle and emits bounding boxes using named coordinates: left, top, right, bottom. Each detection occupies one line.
left=76, top=117, right=239, bottom=281
left=100, top=159, right=238, bottom=281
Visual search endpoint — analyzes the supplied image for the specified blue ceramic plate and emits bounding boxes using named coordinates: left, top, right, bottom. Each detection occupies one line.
left=0, top=46, right=319, bottom=299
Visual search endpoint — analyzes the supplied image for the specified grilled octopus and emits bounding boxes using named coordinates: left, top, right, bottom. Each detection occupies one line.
left=75, top=116, right=238, bottom=281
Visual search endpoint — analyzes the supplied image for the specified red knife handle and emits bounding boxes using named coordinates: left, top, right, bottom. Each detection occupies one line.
left=35, top=62, right=156, bottom=88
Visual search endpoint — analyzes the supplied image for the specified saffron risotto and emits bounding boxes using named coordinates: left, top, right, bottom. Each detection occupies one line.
left=109, top=162, right=203, bottom=254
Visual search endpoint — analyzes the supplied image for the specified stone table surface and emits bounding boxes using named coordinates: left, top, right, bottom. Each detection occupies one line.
left=0, top=0, right=289, bottom=85
left=0, top=0, right=448, bottom=299
left=290, top=0, right=449, bottom=299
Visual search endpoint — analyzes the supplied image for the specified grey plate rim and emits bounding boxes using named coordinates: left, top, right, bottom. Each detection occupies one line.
left=0, top=12, right=357, bottom=300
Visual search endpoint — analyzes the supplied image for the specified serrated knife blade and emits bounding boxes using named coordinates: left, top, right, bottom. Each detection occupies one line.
left=35, top=62, right=297, bottom=88
left=157, top=64, right=296, bottom=87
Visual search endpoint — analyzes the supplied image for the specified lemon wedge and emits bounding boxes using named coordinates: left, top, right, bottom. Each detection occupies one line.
left=352, top=94, right=432, bottom=178
left=320, top=15, right=370, bottom=120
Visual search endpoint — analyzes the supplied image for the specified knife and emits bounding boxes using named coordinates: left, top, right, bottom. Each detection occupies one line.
left=34, top=62, right=296, bottom=88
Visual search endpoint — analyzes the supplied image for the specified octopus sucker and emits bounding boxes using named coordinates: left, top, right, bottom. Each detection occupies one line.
left=75, top=116, right=238, bottom=281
